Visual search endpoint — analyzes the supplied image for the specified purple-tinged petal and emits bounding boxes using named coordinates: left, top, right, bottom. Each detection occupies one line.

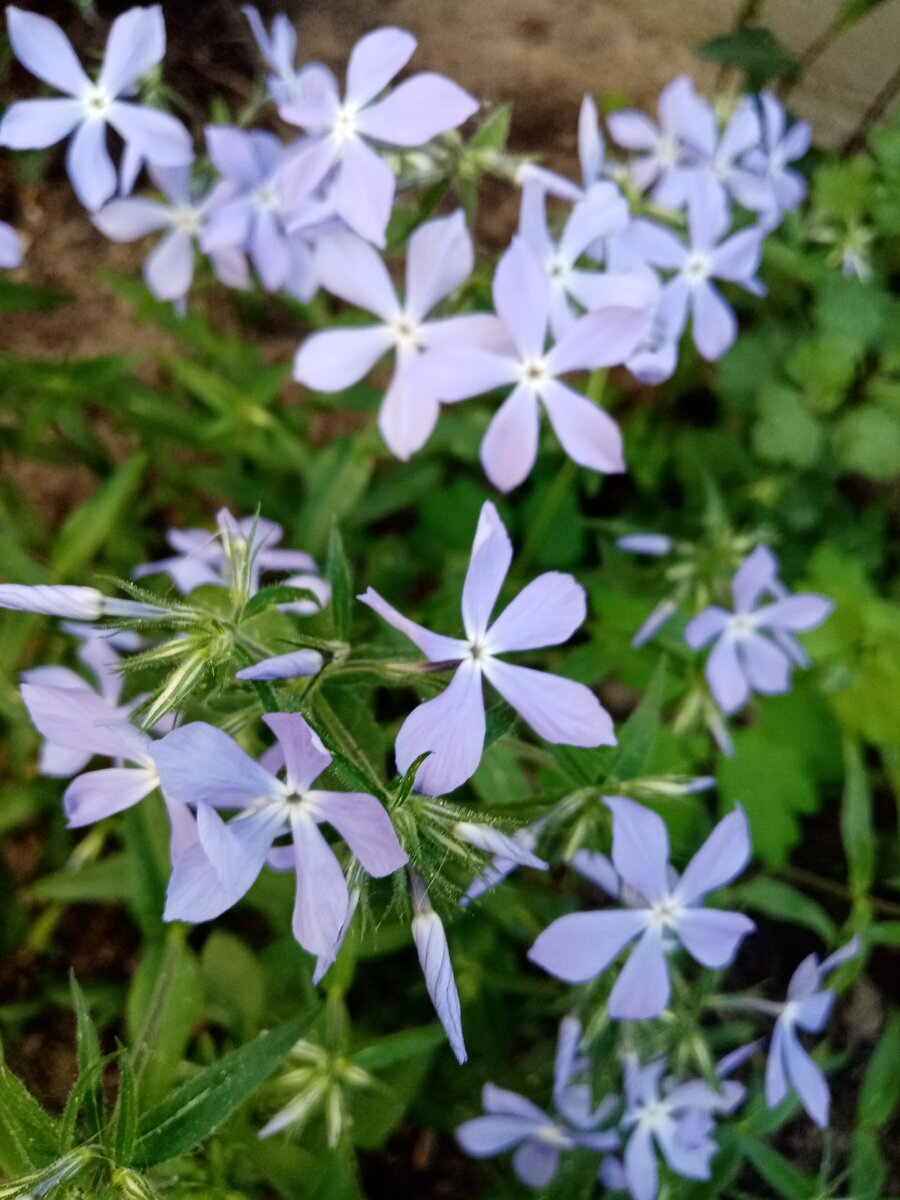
left=677, top=806, right=752, bottom=903
left=6, top=7, right=88, bottom=95
left=564, top=270, right=657, bottom=323
left=107, top=102, right=193, bottom=169
left=331, top=139, right=395, bottom=246
left=656, top=1117, right=715, bottom=1181
left=412, top=908, right=466, bottom=1063
left=205, top=124, right=265, bottom=186
left=421, top=312, right=512, bottom=353
left=578, top=94, right=603, bottom=185
left=418, top=346, right=518, bottom=402
left=794, top=991, right=834, bottom=1034
left=462, top=501, right=513, bottom=643
left=518, top=180, right=553, bottom=256
left=456, top=1115, right=533, bottom=1157
left=145, top=228, right=195, bottom=301
left=819, top=935, right=861, bottom=978
left=732, top=545, right=779, bottom=612
left=483, top=659, right=615, bottom=747
left=236, top=649, right=324, bottom=681
left=396, top=660, right=486, bottom=795
left=623, top=1123, right=659, bottom=1200
left=357, top=586, right=467, bottom=662
left=21, top=684, right=144, bottom=761
left=66, top=119, right=117, bottom=212
left=0, top=221, right=22, bottom=268
left=293, top=325, right=394, bottom=391
left=690, top=281, right=736, bottom=361
left=605, top=796, right=670, bottom=906
left=627, top=218, right=687, bottom=271
left=154, top=722, right=282, bottom=808
left=739, top=633, right=791, bottom=694
left=675, top=908, right=755, bottom=968
left=705, top=634, right=750, bottom=714
left=263, top=712, right=331, bottom=792
left=570, top=849, right=621, bottom=898
left=782, top=1024, right=830, bottom=1127
left=540, top=379, right=626, bottom=474
left=356, top=73, right=478, bottom=146
left=711, top=227, right=763, bottom=283
left=200, top=195, right=254, bottom=253
left=64, top=765, right=158, bottom=827
left=454, top=822, right=546, bottom=870
left=513, top=1140, right=559, bottom=1188
left=315, top=228, right=399, bottom=319
left=633, top=599, right=678, bottom=648
left=99, top=5, right=166, bottom=96
left=480, top=383, right=540, bottom=493
left=0, top=584, right=103, bottom=619
left=607, top=110, right=658, bottom=151
left=195, top=802, right=284, bottom=903
left=277, top=133, right=339, bottom=200
left=687, top=175, right=731, bottom=250
left=404, top=210, right=473, bottom=322
left=93, top=198, right=171, bottom=241
left=483, top=1082, right=551, bottom=1123
left=547, top=305, right=650, bottom=376
left=755, top=595, right=834, bottom=632
left=528, top=909, right=647, bottom=983
left=290, top=809, right=350, bottom=955
left=617, top=533, right=673, bottom=556
left=250, top=209, right=289, bottom=290
left=0, top=98, right=83, bottom=150
left=345, top=27, right=417, bottom=106
left=561, top=185, right=629, bottom=261
left=277, top=574, right=331, bottom=618
left=487, top=571, right=585, bottom=653
left=493, top=238, right=550, bottom=359
left=608, top=925, right=670, bottom=1019
left=379, top=360, right=440, bottom=460
left=309, top=790, right=408, bottom=875
left=765, top=1019, right=789, bottom=1109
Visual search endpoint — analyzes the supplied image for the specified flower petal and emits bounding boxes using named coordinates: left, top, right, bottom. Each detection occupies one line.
left=623, top=1124, right=659, bottom=1200
left=395, top=660, right=486, bottom=795
left=404, top=210, right=473, bottom=322
left=66, top=118, right=117, bottom=211
left=145, top=228, right=195, bottom=301
left=416, top=346, right=518, bottom=402
left=606, top=796, right=670, bottom=906
left=0, top=583, right=103, bottom=619
left=290, top=809, right=350, bottom=956
left=684, top=606, right=731, bottom=650
left=456, top=1115, right=533, bottom=1156
left=690, top=281, right=737, bottom=361
left=739, top=633, right=791, bottom=695
left=331, top=138, right=395, bottom=246
left=99, top=5, right=166, bottom=96
left=782, top=1023, right=830, bottom=1127
left=356, top=73, right=478, bottom=145
left=0, top=98, right=83, bottom=149
left=711, top=227, right=763, bottom=283
left=310, top=790, right=408, bottom=876
left=6, top=7, right=88, bottom=94
left=357, top=586, right=467, bottom=661
left=379, top=360, right=440, bottom=460
left=93, top=198, right=171, bottom=241
left=492, top=237, right=549, bottom=358
left=513, top=1140, right=559, bottom=1188
left=755, top=595, right=834, bottom=632
left=540, top=379, right=626, bottom=474
left=64, top=766, right=158, bottom=827
left=482, top=659, right=615, bottom=747
left=732, top=544, right=779, bottom=612
left=107, top=102, right=193, bottom=169
left=528, top=909, right=647, bottom=983
left=263, top=712, right=331, bottom=792
left=548, top=302, right=651, bottom=375
left=154, top=722, right=282, bottom=808
left=765, top=1019, right=789, bottom=1109
left=674, top=907, right=755, bottom=968
left=705, top=634, right=750, bottom=714
left=293, top=325, right=394, bottom=391
left=412, top=908, right=467, bottom=1063
left=462, top=501, right=513, bottom=642
left=236, top=649, right=324, bottom=681
left=21, top=684, right=145, bottom=761
left=677, top=806, right=752, bottom=903
left=315, top=228, right=399, bottom=319
left=488, top=571, right=586, bottom=653
left=608, top=110, right=659, bottom=151
left=608, top=925, right=670, bottom=1019
left=345, top=27, right=417, bottom=106
left=480, top=383, right=540, bottom=493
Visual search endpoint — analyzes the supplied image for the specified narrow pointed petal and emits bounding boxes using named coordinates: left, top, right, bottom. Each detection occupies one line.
left=454, top=822, right=546, bottom=870
left=6, top=7, right=89, bottom=94
left=518, top=180, right=553, bottom=255
left=608, top=926, right=670, bottom=1019
left=492, top=237, right=549, bottom=359
left=263, top=712, right=331, bottom=792
left=345, top=27, right=417, bottom=106
left=783, top=1025, right=830, bottom=1127
left=480, top=383, right=540, bottom=493
left=395, top=661, right=486, bottom=795
left=540, top=379, right=625, bottom=474
left=356, top=73, right=478, bottom=145
left=404, top=210, right=473, bottom=321
left=66, top=119, right=117, bottom=211
left=99, top=5, right=166, bottom=96
left=412, top=909, right=467, bottom=1063
left=64, top=766, right=158, bottom=826
left=675, top=908, right=755, bottom=967
left=310, top=790, right=407, bottom=875
left=482, top=659, right=615, bottom=747
left=154, top=722, right=282, bottom=808
left=357, top=586, right=467, bottom=661
left=236, top=649, right=324, bottom=681
left=528, top=909, right=647, bottom=983
left=0, top=99, right=83, bottom=149
left=488, top=572, right=585, bottom=654
left=315, top=228, right=399, bottom=318
left=705, top=635, right=750, bottom=714
left=331, top=139, right=395, bottom=246
left=765, top=1019, right=789, bottom=1108
left=291, top=810, right=350, bottom=955
left=605, top=796, right=670, bottom=905
left=461, top=501, right=513, bottom=642
left=578, top=94, right=603, bottom=185
left=677, top=806, right=752, bottom=903
left=293, top=325, right=394, bottom=391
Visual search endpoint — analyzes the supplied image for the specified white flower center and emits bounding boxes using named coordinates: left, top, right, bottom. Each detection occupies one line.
left=170, top=206, right=203, bottom=237
left=728, top=612, right=758, bottom=638
left=649, top=897, right=682, bottom=928
left=332, top=105, right=358, bottom=143
left=389, top=312, right=423, bottom=350
left=548, top=254, right=569, bottom=283
left=683, top=251, right=711, bottom=284
left=467, top=638, right=490, bottom=664
left=519, top=357, right=550, bottom=389
left=253, top=183, right=280, bottom=213
left=638, top=1099, right=669, bottom=1131
left=536, top=1122, right=572, bottom=1147
left=82, top=83, right=112, bottom=120
left=657, top=134, right=679, bottom=168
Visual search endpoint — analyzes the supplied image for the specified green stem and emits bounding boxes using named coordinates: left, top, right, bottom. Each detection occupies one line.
left=312, top=692, right=387, bottom=801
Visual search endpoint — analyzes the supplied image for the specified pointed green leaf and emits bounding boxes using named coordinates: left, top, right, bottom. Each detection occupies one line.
left=69, top=974, right=104, bottom=1136
left=326, top=521, right=353, bottom=641
left=609, top=660, right=666, bottom=782
left=51, top=453, right=147, bottom=577
left=842, top=736, right=875, bottom=897
left=0, top=1060, right=59, bottom=1174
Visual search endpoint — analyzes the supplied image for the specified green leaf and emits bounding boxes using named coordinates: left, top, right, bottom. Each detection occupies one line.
left=484, top=698, right=517, bottom=750
left=732, top=1132, right=817, bottom=1198
left=297, top=439, right=374, bottom=555
left=326, top=521, right=353, bottom=642
left=752, top=385, right=824, bottom=468
left=468, top=103, right=512, bottom=151
left=857, top=1013, right=900, bottom=1128
left=351, top=1025, right=445, bottom=1073
left=0, top=278, right=67, bottom=313
left=242, top=583, right=324, bottom=620
left=609, top=659, right=666, bottom=782
left=51, top=453, right=147, bottom=577
left=849, top=1127, right=888, bottom=1200
left=200, top=931, right=266, bottom=1038
left=29, top=854, right=132, bottom=904
left=133, top=1012, right=314, bottom=1167
left=841, top=736, right=875, bottom=897
left=834, top=405, right=900, bottom=481
left=832, top=0, right=891, bottom=32
left=0, top=1060, right=59, bottom=1174
left=110, top=1050, right=138, bottom=1166
left=736, top=877, right=836, bottom=941
left=69, top=974, right=104, bottom=1136
left=697, top=28, right=798, bottom=88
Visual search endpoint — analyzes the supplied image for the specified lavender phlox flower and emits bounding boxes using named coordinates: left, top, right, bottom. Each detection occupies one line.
left=235, top=648, right=324, bottom=681
left=410, top=871, right=467, bottom=1063
left=518, top=181, right=633, bottom=338
left=601, top=233, right=682, bottom=384
left=278, top=27, right=478, bottom=245
left=293, top=213, right=506, bottom=460
left=456, top=1018, right=618, bottom=1187
left=93, top=165, right=245, bottom=304
left=20, top=683, right=160, bottom=826
left=606, top=77, right=715, bottom=207
left=765, top=936, right=860, bottom=1127
left=359, top=501, right=615, bottom=796
left=736, top=92, right=811, bottom=225
left=601, top=1055, right=743, bottom=1200
left=0, top=6, right=193, bottom=211
left=627, top=177, right=765, bottom=360
left=243, top=6, right=321, bottom=107
left=696, top=100, right=765, bottom=211
left=553, top=1016, right=619, bottom=1133
left=0, top=221, right=22, bottom=267
left=155, top=712, right=407, bottom=955
left=529, top=797, right=754, bottom=1019
left=461, top=820, right=545, bottom=907
left=684, top=544, right=833, bottom=715
left=513, top=94, right=619, bottom=207
left=200, top=126, right=319, bottom=299
left=0, top=583, right=165, bottom=620
left=414, top=237, right=654, bottom=491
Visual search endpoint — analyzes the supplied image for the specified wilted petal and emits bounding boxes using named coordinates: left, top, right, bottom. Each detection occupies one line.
left=528, top=909, right=647, bottom=983
left=540, top=379, right=625, bottom=474
left=513, top=1140, right=560, bottom=1188
left=6, top=7, right=88, bottom=94
left=606, top=796, right=670, bottom=906
left=705, top=634, right=749, bottom=714
left=357, top=586, right=467, bottom=661
left=263, top=712, right=331, bottom=792
left=293, top=325, right=394, bottom=390
left=64, top=765, right=158, bottom=827
left=346, top=27, right=417, bottom=106
left=99, top=5, right=166, bottom=96
left=315, top=228, right=399, bottom=318
left=480, top=383, right=540, bottom=493
left=154, top=721, right=282, bottom=807
left=236, top=649, right=324, bottom=681
left=690, top=281, right=736, bottom=361
left=482, top=659, right=615, bottom=747
left=675, top=908, right=755, bottom=968
left=412, top=908, right=467, bottom=1063
left=310, top=790, right=408, bottom=876
left=395, top=660, right=486, bottom=795
left=66, top=119, right=117, bottom=211
left=290, top=809, right=350, bottom=955
left=487, top=571, right=585, bottom=653
left=356, top=73, right=478, bottom=145
left=331, top=139, right=395, bottom=246
left=633, top=600, right=678, bottom=648
left=404, top=210, right=473, bottom=321
left=608, top=925, right=670, bottom=1019
left=677, top=806, right=752, bottom=903
left=462, top=501, right=513, bottom=642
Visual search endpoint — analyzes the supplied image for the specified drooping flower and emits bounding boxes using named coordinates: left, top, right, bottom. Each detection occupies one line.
left=278, top=27, right=478, bottom=245
left=765, top=937, right=860, bottom=1127
left=0, top=583, right=165, bottom=620
left=0, top=6, right=193, bottom=211
left=155, top=713, right=408, bottom=956
left=294, top=213, right=506, bottom=459
left=92, top=165, right=246, bottom=305
left=456, top=1018, right=618, bottom=1188
left=410, top=871, right=467, bottom=1063
left=529, top=797, right=754, bottom=1019
left=684, top=544, right=833, bottom=715
left=414, top=237, right=653, bottom=491
left=601, top=1056, right=743, bottom=1200
left=0, top=221, right=22, bottom=267
left=359, top=501, right=615, bottom=796
left=626, top=177, right=764, bottom=360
